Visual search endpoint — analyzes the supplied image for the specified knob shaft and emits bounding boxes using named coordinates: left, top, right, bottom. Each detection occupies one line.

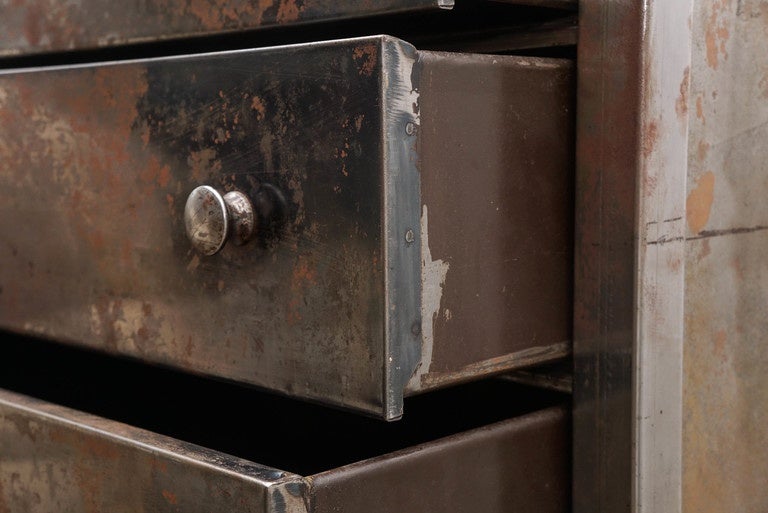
left=184, top=186, right=256, bottom=256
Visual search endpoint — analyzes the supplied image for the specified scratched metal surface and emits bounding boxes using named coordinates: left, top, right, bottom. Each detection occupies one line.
left=0, top=36, right=402, bottom=418
left=0, top=36, right=573, bottom=419
left=682, top=0, right=768, bottom=511
left=0, top=0, right=452, bottom=57
left=0, top=388, right=308, bottom=513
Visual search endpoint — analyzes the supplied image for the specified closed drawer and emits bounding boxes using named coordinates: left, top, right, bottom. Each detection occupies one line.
left=0, top=384, right=569, bottom=513
left=0, top=36, right=574, bottom=419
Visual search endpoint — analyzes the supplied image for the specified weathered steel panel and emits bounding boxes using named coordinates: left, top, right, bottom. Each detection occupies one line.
left=308, top=407, right=570, bottom=513
left=0, top=387, right=569, bottom=513
left=683, top=1, right=768, bottom=511
left=0, top=0, right=452, bottom=57
left=573, top=1, right=641, bottom=510
left=410, top=50, right=574, bottom=393
left=0, top=389, right=308, bottom=513
left=0, top=36, right=401, bottom=418
left=0, top=37, right=573, bottom=419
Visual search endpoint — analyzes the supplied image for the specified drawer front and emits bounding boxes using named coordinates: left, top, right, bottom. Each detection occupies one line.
left=0, top=388, right=569, bottom=513
left=0, top=0, right=451, bottom=57
left=0, top=389, right=306, bottom=513
left=0, top=37, right=574, bottom=419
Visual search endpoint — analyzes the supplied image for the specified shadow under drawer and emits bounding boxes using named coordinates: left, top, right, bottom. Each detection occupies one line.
left=0, top=333, right=570, bottom=513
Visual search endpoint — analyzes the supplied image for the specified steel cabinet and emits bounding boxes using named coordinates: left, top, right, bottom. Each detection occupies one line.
left=0, top=388, right=569, bottom=513
left=0, top=36, right=574, bottom=419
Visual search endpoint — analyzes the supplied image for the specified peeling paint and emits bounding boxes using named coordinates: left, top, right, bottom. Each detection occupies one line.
left=409, top=205, right=449, bottom=387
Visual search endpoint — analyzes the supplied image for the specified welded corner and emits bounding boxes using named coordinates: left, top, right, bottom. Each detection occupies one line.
left=380, top=37, right=422, bottom=421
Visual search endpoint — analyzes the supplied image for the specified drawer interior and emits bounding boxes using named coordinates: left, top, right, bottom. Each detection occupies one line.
left=0, top=330, right=567, bottom=476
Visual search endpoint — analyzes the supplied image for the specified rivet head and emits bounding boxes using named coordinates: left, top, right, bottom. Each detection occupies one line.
left=184, top=186, right=256, bottom=256
left=405, top=122, right=416, bottom=136
left=405, top=229, right=415, bottom=243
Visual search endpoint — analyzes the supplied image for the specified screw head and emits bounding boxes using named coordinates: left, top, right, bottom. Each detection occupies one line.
left=405, top=229, right=415, bottom=243
left=405, top=122, right=416, bottom=136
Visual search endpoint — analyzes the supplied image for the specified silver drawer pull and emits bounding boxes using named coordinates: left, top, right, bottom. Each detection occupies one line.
left=184, top=186, right=255, bottom=256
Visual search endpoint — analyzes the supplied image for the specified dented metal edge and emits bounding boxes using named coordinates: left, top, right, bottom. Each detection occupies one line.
left=0, top=388, right=309, bottom=512
left=380, top=36, right=422, bottom=421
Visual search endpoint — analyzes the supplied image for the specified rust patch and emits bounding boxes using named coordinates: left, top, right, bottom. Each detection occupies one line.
left=250, top=96, right=266, bottom=120
left=642, top=120, right=659, bottom=158
left=686, top=171, right=716, bottom=234
left=695, top=96, right=705, bottom=122
left=162, top=490, right=178, bottom=505
left=353, top=44, right=378, bottom=77
left=276, top=0, right=302, bottom=23
left=676, top=67, right=690, bottom=118
left=705, top=2, right=731, bottom=69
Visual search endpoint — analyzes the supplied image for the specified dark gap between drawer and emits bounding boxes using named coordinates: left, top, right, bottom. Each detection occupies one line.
left=0, top=330, right=568, bottom=475
left=0, top=2, right=575, bottom=70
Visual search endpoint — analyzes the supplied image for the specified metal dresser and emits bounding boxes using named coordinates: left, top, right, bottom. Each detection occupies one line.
left=0, top=2, right=579, bottom=512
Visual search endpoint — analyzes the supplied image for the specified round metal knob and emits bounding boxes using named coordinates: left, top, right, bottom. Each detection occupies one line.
left=184, top=186, right=256, bottom=256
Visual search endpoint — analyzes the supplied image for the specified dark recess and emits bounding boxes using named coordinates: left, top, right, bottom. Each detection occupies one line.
left=0, top=331, right=568, bottom=475
left=0, top=1, right=575, bottom=70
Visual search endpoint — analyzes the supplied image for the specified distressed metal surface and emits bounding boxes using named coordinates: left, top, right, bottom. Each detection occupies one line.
left=576, top=0, right=768, bottom=511
left=682, top=0, right=768, bottom=510
left=0, top=37, right=573, bottom=419
left=0, top=388, right=308, bottom=513
left=633, top=1, right=691, bottom=512
left=0, top=36, right=401, bottom=418
left=572, top=0, right=640, bottom=511
left=0, top=0, right=453, bottom=57
left=309, top=406, right=570, bottom=513
left=410, top=50, right=574, bottom=394
left=0, top=385, right=569, bottom=513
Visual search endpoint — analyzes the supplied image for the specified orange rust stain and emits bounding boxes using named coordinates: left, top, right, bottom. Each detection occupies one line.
left=251, top=96, right=266, bottom=120
left=187, top=0, right=223, bottom=31
left=676, top=67, right=690, bottom=118
left=353, top=44, right=378, bottom=77
left=276, top=0, right=302, bottom=23
left=642, top=120, right=659, bottom=158
left=162, top=490, right=179, bottom=505
left=686, top=171, right=716, bottom=234
left=695, top=96, right=705, bottom=123
left=157, top=163, right=171, bottom=188
left=705, top=5, right=730, bottom=70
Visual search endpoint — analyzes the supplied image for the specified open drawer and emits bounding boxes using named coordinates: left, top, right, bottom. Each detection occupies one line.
left=0, top=385, right=569, bottom=513
left=0, top=36, right=574, bottom=419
